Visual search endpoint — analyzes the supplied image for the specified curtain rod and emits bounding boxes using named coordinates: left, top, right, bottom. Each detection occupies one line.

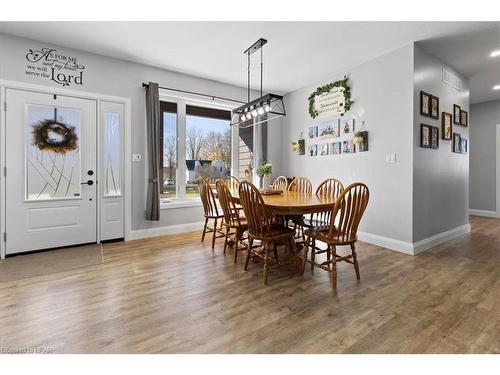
left=142, top=83, right=246, bottom=105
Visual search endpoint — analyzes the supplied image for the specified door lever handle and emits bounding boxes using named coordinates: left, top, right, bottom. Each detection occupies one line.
left=81, top=180, right=94, bottom=186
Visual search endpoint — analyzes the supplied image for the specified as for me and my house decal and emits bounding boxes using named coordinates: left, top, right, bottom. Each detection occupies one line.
left=25, top=47, right=85, bottom=87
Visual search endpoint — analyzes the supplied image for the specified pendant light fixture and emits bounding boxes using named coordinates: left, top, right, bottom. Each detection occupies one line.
left=231, top=38, right=286, bottom=128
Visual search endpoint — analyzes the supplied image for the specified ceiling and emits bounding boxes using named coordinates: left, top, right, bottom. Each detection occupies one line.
left=0, top=22, right=498, bottom=100
left=418, top=24, right=500, bottom=104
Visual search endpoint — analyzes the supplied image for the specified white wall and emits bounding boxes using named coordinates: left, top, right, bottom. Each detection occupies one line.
left=0, top=32, right=249, bottom=232
left=275, top=45, right=415, bottom=247
left=469, top=99, right=500, bottom=212
left=413, top=45, right=470, bottom=243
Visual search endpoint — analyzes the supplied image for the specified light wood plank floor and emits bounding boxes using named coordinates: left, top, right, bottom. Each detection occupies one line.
left=0, top=216, right=499, bottom=354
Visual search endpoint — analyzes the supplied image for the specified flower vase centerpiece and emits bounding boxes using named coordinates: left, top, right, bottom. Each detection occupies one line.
left=257, top=162, right=272, bottom=189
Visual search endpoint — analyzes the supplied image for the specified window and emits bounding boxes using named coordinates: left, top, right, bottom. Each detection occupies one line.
left=160, top=100, right=232, bottom=203
left=185, top=105, right=231, bottom=198
left=160, top=101, right=177, bottom=200
left=238, top=126, right=253, bottom=182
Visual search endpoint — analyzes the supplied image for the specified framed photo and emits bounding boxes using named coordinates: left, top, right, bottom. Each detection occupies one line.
left=297, top=139, right=305, bottom=155
left=430, top=95, right=439, bottom=119
left=342, top=140, right=355, bottom=154
left=453, top=133, right=461, bottom=153
left=357, top=131, right=369, bottom=152
left=441, top=112, right=452, bottom=140
left=319, top=143, right=329, bottom=156
left=421, top=124, right=430, bottom=148
left=453, top=104, right=461, bottom=125
left=460, top=138, right=468, bottom=154
left=308, top=125, right=318, bottom=139
left=460, top=109, right=468, bottom=127
left=341, top=118, right=355, bottom=134
left=420, top=91, right=431, bottom=117
left=430, top=126, right=439, bottom=149
left=308, top=144, right=318, bottom=156
left=328, top=141, right=341, bottom=155
left=318, top=120, right=339, bottom=139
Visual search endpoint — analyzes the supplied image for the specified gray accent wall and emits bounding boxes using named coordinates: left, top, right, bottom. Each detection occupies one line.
left=0, top=32, right=250, bottom=231
left=413, top=45, right=470, bottom=242
left=275, top=45, right=415, bottom=243
left=469, top=99, right=500, bottom=211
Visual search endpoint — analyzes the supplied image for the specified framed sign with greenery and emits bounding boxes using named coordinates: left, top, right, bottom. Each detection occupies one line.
left=308, top=76, right=353, bottom=119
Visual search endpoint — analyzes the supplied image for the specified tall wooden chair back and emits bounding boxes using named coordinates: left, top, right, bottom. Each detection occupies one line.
left=328, top=182, right=369, bottom=243
left=288, top=177, right=313, bottom=194
left=225, top=176, right=240, bottom=190
left=313, top=178, right=344, bottom=224
left=271, top=176, right=288, bottom=191
left=239, top=181, right=272, bottom=238
left=198, top=178, right=220, bottom=217
left=216, top=180, right=242, bottom=227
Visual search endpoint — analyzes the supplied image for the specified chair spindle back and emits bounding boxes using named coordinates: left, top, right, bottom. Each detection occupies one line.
left=271, top=176, right=288, bottom=191
left=198, top=178, right=220, bottom=217
left=216, top=180, right=242, bottom=227
left=288, top=177, right=313, bottom=194
left=238, top=181, right=272, bottom=238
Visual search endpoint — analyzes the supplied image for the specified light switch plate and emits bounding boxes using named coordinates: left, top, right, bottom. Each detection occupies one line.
left=132, top=153, right=142, bottom=162
left=386, top=153, right=396, bottom=163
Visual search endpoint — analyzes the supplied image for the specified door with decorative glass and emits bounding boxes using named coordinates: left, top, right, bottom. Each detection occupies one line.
left=5, top=89, right=97, bottom=254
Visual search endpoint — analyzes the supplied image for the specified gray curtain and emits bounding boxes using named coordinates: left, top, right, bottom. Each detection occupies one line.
left=145, top=82, right=160, bottom=221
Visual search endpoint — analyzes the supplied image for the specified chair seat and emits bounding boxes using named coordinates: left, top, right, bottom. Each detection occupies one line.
left=304, top=225, right=357, bottom=245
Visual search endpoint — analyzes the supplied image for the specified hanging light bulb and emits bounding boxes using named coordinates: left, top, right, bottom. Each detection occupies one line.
left=240, top=115, right=246, bottom=121
left=257, top=107, right=265, bottom=115
left=245, top=113, right=252, bottom=120
left=264, top=104, right=271, bottom=112
left=251, top=109, right=258, bottom=117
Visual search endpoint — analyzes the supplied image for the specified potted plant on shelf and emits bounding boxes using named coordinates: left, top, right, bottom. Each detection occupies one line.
left=257, top=162, right=273, bottom=189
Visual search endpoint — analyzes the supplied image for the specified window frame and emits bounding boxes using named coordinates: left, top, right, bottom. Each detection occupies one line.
left=159, top=95, right=237, bottom=207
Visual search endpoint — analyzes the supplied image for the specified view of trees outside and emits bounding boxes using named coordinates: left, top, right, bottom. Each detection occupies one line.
left=161, top=112, right=231, bottom=200
left=185, top=115, right=231, bottom=198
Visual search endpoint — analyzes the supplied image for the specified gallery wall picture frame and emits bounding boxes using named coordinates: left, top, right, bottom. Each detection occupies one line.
left=308, top=144, right=318, bottom=156
left=453, top=104, right=461, bottom=125
left=308, top=125, right=318, bottom=139
left=298, top=139, right=305, bottom=155
left=430, top=95, right=439, bottom=119
left=441, top=112, right=452, bottom=140
left=421, top=124, right=431, bottom=148
left=328, top=141, right=342, bottom=155
left=453, top=133, right=461, bottom=153
left=342, top=140, right=355, bottom=154
left=460, top=137, right=468, bottom=154
left=420, top=91, right=431, bottom=117
left=318, top=120, right=340, bottom=139
left=460, top=109, right=468, bottom=127
left=357, top=131, right=369, bottom=152
left=341, top=118, right=355, bottom=134
left=319, top=143, right=329, bottom=156
left=430, top=126, right=439, bottom=149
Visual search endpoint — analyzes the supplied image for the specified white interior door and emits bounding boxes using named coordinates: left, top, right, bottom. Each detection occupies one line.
left=5, top=89, right=97, bottom=254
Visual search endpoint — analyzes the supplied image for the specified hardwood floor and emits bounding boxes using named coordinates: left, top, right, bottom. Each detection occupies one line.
left=0, top=216, right=499, bottom=354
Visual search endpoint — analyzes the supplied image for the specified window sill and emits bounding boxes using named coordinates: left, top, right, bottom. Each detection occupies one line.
left=160, top=199, right=202, bottom=210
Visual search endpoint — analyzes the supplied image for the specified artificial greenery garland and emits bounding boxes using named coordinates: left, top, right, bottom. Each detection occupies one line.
left=308, top=76, right=353, bottom=119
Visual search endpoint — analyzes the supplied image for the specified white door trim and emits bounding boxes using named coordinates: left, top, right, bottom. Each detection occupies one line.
left=0, top=79, right=132, bottom=259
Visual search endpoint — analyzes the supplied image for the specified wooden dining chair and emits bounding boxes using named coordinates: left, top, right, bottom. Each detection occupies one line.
left=198, top=178, right=225, bottom=249
left=216, top=180, right=248, bottom=263
left=295, top=178, right=344, bottom=237
left=271, top=176, right=288, bottom=191
left=225, top=176, right=240, bottom=190
left=287, top=177, right=313, bottom=194
left=286, top=177, right=313, bottom=238
left=238, top=181, right=300, bottom=285
left=303, top=182, right=370, bottom=288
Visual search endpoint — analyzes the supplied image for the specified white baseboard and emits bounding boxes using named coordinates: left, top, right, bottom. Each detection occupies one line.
left=127, top=222, right=470, bottom=257
left=469, top=209, right=498, bottom=218
left=357, top=231, right=414, bottom=255
left=359, top=224, right=471, bottom=256
left=128, top=221, right=205, bottom=240
left=412, top=224, right=471, bottom=255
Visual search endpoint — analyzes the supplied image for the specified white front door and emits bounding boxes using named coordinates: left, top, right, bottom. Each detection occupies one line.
left=5, top=89, right=97, bottom=254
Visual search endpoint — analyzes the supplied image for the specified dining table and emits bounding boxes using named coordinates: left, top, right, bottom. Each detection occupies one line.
left=227, top=188, right=337, bottom=216
left=227, top=188, right=338, bottom=268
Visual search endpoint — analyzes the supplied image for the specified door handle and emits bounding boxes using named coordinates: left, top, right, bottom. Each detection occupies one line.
left=81, top=180, right=94, bottom=186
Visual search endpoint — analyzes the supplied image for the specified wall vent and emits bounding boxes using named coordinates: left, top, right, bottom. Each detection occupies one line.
left=442, top=68, right=463, bottom=91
